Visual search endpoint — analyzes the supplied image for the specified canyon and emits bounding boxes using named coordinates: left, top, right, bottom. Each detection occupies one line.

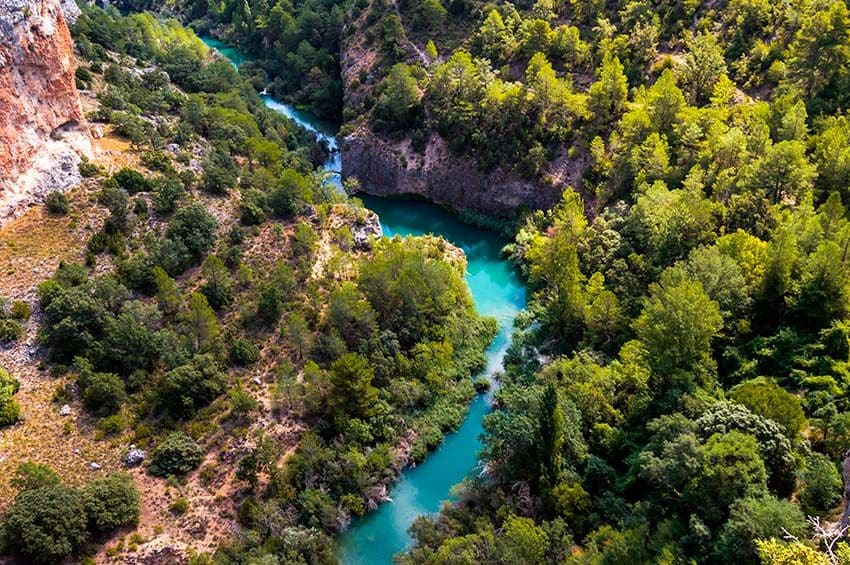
left=0, top=0, right=91, bottom=224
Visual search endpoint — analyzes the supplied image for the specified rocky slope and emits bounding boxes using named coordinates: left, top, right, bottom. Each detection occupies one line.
left=0, top=0, right=91, bottom=223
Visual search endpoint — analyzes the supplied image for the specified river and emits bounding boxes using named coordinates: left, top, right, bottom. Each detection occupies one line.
left=200, top=36, right=526, bottom=564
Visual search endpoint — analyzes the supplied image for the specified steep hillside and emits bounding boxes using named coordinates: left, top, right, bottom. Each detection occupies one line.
left=0, top=0, right=92, bottom=222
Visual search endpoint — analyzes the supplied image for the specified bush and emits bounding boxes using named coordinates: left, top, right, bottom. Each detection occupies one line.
left=140, top=150, right=174, bottom=173
left=151, top=177, right=186, bottom=215
left=714, top=495, right=806, bottom=563
left=112, top=168, right=151, bottom=194
left=2, top=485, right=89, bottom=563
left=0, top=396, right=20, bottom=427
left=11, top=461, right=61, bottom=492
left=799, top=453, right=842, bottom=515
left=0, top=367, right=21, bottom=427
left=82, top=372, right=127, bottom=416
left=229, top=337, right=260, bottom=366
left=9, top=300, right=31, bottom=320
left=0, top=318, right=23, bottom=342
left=170, top=497, right=189, bottom=514
left=78, top=159, right=102, bottom=178
left=97, top=414, right=126, bottom=435
left=45, top=191, right=69, bottom=215
left=157, top=355, right=225, bottom=418
left=82, top=473, right=140, bottom=533
left=166, top=204, right=218, bottom=264
left=148, top=432, right=203, bottom=477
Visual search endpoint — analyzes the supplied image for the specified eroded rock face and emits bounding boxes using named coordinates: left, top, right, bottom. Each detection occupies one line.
left=342, top=129, right=563, bottom=217
left=0, top=0, right=90, bottom=222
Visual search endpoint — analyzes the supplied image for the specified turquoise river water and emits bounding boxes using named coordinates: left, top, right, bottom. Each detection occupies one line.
left=200, top=36, right=526, bottom=564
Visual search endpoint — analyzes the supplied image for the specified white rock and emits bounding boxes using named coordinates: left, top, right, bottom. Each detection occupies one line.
left=59, top=404, right=71, bottom=416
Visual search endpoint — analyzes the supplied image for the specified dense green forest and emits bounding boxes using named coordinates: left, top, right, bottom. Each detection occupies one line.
left=5, top=0, right=850, bottom=560
left=359, top=0, right=850, bottom=563
left=1, top=7, right=495, bottom=562
left=122, top=0, right=349, bottom=119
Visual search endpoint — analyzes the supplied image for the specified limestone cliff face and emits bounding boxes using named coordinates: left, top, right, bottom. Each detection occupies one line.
left=0, top=0, right=90, bottom=222
left=339, top=13, right=568, bottom=217
left=342, top=129, right=563, bottom=217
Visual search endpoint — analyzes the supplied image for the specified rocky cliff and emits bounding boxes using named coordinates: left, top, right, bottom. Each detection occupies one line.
left=0, top=0, right=91, bottom=223
left=342, top=128, right=564, bottom=217
left=338, top=8, right=569, bottom=217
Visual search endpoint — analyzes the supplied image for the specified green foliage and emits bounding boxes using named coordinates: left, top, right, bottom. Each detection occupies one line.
left=715, top=495, right=806, bottom=563
left=82, top=473, right=140, bottom=533
left=9, top=300, right=31, bottom=320
left=329, top=353, right=378, bottom=421
left=82, top=371, right=127, bottom=416
left=0, top=319, right=23, bottom=343
left=166, top=204, right=217, bottom=266
left=200, top=255, right=233, bottom=310
left=0, top=367, right=21, bottom=427
left=1, top=486, right=89, bottom=563
left=633, top=271, right=722, bottom=391
left=45, top=191, right=70, bottom=215
left=373, top=64, right=422, bottom=132
left=158, top=354, right=225, bottom=418
left=229, top=337, right=260, bottom=366
left=112, top=168, right=151, bottom=194
left=148, top=432, right=203, bottom=477
left=798, top=453, right=842, bottom=515
left=730, top=378, right=806, bottom=437
left=10, top=461, right=61, bottom=492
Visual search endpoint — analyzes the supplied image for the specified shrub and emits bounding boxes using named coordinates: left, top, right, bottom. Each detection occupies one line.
left=97, top=414, right=126, bottom=435
left=170, top=497, right=189, bottom=514
left=166, top=204, right=218, bottom=263
left=112, top=168, right=151, bottom=194
left=256, top=284, right=282, bottom=324
left=82, top=372, right=127, bottom=416
left=11, top=461, right=61, bottom=492
left=157, top=355, right=225, bottom=418
left=9, top=300, right=31, bottom=320
left=229, top=337, right=260, bottom=366
left=82, top=473, right=140, bottom=533
left=0, top=367, right=21, bottom=427
left=45, top=191, right=70, bottom=216
left=148, top=432, right=203, bottom=477
left=0, top=318, right=23, bottom=342
left=799, top=453, right=842, bottom=515
left=140, top=150, right=174, bottom=173
left=714, top=495, right=806, bottom=563
left=78, top=159, right=102, bottom=178
left=2, top=485, right=89, bottom=563
left=151, top=177, right=186, bottom=215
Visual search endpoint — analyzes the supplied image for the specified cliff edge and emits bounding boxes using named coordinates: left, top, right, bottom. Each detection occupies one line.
left=0, top=0, right=91, bottom=223
left=338, top=4, right=572, bottom=217
left=341, top=127, right=564, bottom=217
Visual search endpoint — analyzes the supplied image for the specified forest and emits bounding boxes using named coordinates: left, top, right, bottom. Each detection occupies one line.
left=3, top=0, right=850, bottom=561
left=377, top=0, right=850, bottom=563
left=1, top=6, right=495, bottom=563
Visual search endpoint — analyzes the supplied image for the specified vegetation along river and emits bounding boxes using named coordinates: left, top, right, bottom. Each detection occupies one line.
left=201, top=36, right=527, bottom=564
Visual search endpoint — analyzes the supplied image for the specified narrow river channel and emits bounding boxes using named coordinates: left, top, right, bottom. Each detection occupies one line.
left=200, top=36, right=527, bottom=564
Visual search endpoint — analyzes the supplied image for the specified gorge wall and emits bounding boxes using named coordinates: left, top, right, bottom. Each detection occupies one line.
left=341, top=129, right=564, bottom=217
left=0, top=0, right=91, bottom=223
left=338, top=11, right=568, bottom=217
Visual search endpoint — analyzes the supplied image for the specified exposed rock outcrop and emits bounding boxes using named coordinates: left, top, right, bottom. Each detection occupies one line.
left=0, top=0, right=91, bottom=223
left=342, top=128, right=564, bottom=217
left=339, top=12, right=573, bottom=217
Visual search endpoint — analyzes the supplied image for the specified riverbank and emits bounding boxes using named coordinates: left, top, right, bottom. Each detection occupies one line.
left=200, top=35, right=527, bottom=564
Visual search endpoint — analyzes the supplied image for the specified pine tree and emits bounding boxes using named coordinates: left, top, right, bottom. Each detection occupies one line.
left=184, top=293, right=221, bottom=353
